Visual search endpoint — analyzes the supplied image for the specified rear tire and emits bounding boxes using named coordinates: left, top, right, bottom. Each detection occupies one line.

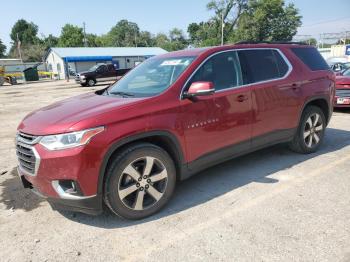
left=104, top=143, right=176, bottom=220
left=289, top=105, right=326, bottom=154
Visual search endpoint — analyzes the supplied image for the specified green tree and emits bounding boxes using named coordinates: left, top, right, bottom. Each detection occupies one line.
left=42, top=34, right=59, bottom=49
left=188, top=0, right=248, bottom=46
left=0, top=39, right=6, bottom=57
left=154, top=30, right=187, bottom=51
left=9, top=43, right=46, bottom=62
left=235, top=0, right=302, bottom=42
left=86, top=33, right=102, bottom=47
left=105, top=20, right=140, bottom=47
left=58, top=24, right=84, bottom=47
left=137, top=31, right=155, bottom=47
left=154, top=33, right=169, bottom=47
left=188, top=21, right=221, bottom=47
left=10, top=19, right=39, bottom=45
left=95, top=34, right=110, bottom=47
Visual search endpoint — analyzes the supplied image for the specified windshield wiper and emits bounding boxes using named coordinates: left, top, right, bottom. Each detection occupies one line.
left=109, top=91, right=135, bottom=97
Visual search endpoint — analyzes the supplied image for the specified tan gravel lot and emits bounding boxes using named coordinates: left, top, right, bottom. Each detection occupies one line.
left=0, top=80, right=350, bottom=262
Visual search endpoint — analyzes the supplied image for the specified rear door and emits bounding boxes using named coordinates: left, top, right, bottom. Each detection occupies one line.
left=181, top=50, right=253, bottom=164
left=106, top=64, right=117, bottom=80
left=237, top=49, right=300, bottom=147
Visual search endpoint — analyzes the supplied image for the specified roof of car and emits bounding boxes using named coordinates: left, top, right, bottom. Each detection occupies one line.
left=160, top=42, right=313, bottom=58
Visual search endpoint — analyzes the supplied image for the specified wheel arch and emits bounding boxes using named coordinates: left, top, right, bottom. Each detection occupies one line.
left=300, top=96, right=331, bottom=125
left=97, top=131, right=185, bottom=195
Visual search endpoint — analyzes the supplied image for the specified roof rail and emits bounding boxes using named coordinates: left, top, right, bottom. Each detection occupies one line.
left=235, top=41, right=310, bottom=45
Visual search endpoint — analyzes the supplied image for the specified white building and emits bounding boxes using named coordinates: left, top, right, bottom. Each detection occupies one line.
left=45, top=47, right=168, bottom=79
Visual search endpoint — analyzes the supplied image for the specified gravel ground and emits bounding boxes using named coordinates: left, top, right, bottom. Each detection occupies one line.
left=0, top=80, right=350, bottom=262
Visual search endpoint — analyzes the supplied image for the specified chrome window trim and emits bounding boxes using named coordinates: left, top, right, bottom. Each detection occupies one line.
left=180, top=48, right=293, bottom=99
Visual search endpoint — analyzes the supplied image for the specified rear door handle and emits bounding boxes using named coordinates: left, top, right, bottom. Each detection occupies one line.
left=279, top=82, right=302, bottom=91
left=292, top=82, right=302, bottom=89
left=236, top=95, right=248, bottom=102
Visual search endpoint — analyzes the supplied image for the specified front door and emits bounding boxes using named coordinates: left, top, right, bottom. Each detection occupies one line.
left=181, top=50, right=253, bottom=165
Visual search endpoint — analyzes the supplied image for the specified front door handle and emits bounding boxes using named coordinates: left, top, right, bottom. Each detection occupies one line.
left=236, top=95, right=248, bottom=102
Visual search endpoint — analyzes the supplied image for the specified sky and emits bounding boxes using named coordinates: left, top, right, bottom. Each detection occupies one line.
left=1, top=0, right=350, bottom=50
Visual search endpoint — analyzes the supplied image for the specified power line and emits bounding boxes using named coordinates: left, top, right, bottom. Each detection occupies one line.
left=300, top=17, right=350, bottom=28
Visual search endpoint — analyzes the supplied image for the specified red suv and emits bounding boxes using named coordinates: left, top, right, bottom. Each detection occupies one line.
left=16, top=43, right=334, bottom=219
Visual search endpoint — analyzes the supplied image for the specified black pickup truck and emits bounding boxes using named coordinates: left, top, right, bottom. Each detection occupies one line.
left=75, top=63, right=131, bottom=86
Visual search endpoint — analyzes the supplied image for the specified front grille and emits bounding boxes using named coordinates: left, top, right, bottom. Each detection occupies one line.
left=336, top=89, right=350, bottom=98
left=17, top=132, right=40, bottom=144
left=16, top=132, right=40, bottom=176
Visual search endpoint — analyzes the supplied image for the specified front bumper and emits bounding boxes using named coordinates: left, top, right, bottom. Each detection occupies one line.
left=15, top=132, right=107, bottom=216
left=18, top=167, right=103, bottom=215
left=75, top=76, right=86, bottom=84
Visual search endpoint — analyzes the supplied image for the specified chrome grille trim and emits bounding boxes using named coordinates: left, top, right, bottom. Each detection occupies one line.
left=336, top=89, right=350, bottom=98
left=16, top=133, right=41, bottom=176
left=16, top=132, right=41, bottom=145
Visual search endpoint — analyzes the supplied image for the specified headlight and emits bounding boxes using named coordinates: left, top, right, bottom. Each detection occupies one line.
left=39, top=126, right=104, bottom=151
left=80, top=75, right=86, bottom=79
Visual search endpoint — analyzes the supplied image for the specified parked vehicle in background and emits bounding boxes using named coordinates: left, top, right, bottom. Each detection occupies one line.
left=16, top=43, right=334, bottom=219
left=329, top=62, right=350, bottom=72
left=0, top=66, right=17, bottom=86
left=75, top=63, right=131, bottom=86
left=334, top=69, right=350, bottom=107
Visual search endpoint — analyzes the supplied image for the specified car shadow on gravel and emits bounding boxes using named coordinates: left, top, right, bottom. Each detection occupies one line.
left=0, top=167, right=44, bottom=211
left=55, top=127, right=350, bottom=228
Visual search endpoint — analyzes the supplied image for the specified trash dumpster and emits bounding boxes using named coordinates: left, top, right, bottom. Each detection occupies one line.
left=23, top=67, right=39, bottom=81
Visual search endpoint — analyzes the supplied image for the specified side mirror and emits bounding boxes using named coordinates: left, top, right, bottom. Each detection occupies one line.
left=183, top=81, right=215, bottom=99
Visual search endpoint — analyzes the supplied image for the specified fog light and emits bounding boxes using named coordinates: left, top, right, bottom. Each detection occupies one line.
left=59, top=180, right=80, bottom=195
left=52, top=180, right=84, bottom=199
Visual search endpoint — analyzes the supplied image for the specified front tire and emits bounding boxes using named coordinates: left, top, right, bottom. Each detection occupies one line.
left=104, top=143, right=176, bottom=220
left=86, top=79, right=96, bottom=87
left=289, top=105, right=326, bottom=154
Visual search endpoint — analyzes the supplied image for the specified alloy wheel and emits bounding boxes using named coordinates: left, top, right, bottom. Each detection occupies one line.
left=303, top=113, right=323, bottom=148
left=118, top=157, right=168, bottom=211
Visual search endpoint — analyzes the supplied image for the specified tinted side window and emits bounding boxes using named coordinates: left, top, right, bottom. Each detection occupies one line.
left=189, top=51, right=242, bottom=91
left=291, top=47, right=329, bottom=71
left=98, top=65, right=107, bottom=73
left=273, top=50, right=289, bottom=77
left=238, top=49, right=289, bottom=84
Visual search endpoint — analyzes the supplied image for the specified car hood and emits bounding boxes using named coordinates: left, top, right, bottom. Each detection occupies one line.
left=336, top=76, right=350, bottom=86
left=18, top=92, right=144, bottom=135
left=78, top=71, right=93, bottom=76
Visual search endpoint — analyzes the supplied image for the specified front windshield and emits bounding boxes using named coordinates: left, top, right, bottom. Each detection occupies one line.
left=106, top=56, right=196, bottom=97
left=343, top=68, right=350, bottom=76
left=89, top=65, right=100, bottom=72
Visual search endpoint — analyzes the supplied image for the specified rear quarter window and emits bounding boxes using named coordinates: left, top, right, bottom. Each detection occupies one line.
left=291, top=47, right=330, bottom=71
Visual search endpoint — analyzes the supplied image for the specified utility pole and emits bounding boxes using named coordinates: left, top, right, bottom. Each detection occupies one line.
left=135, top=29, right=137, bottom=47
left=221, top=11, right=225, bottom=46
left=16, top=33, right=23, bottom=63
left=83, top=22, right=88, bottom=47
